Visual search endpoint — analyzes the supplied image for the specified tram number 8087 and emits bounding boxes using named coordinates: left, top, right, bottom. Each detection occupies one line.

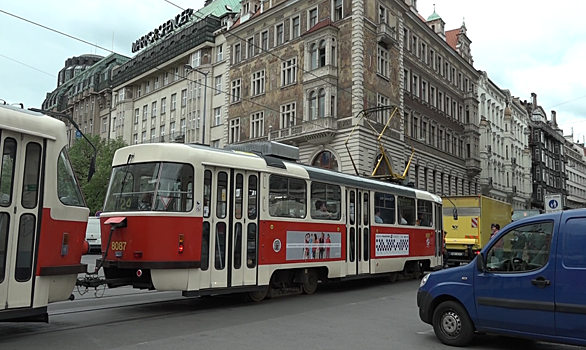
left=111, top=241, right=127, bottom=251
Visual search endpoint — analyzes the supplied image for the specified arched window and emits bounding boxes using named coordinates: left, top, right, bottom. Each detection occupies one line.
left=318, top=89, right=326, bottom=118
left=319, top=40, right=326, bottom=67
left=312, top=151, right=338, bottom=171
left=309, top=91, right=317, bottom=120
left=331, top=39, right=337, bottom=66
left=309, top=43, right=317, bottom=70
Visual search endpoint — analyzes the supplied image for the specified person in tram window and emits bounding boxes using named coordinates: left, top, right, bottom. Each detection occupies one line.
left=314, top=200, right=332, bottom=219
left=375, top=209, right=384, bottom=223
left=417, top=213, right=429, bottom=227
left=399, top=211, right=408, bottom=225
left=138, top=192, right=153, bottom=211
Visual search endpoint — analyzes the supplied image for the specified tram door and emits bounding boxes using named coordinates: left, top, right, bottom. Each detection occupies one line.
left=230, top=170, right=259, bottom=287
left=346, top=190, right=358, bottom=275
left=0, top=131, right=44, bottom=310
left=201, top=167, right=231, bottom=289
left=357, top=190, right=371, bottom=275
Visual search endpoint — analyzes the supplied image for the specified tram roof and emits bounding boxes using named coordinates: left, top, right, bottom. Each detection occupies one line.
left=113, top=143, right=441, bottom=203
left=0, top=105, right=64, bottom=140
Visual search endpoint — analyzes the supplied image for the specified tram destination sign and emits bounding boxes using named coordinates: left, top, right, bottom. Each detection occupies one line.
left=131, top=8, right=194, bottom=53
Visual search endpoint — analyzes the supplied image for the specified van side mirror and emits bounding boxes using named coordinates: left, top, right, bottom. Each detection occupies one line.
left=453, top=208, right=458, bottom=220
left=476, top=253, right=485, bottom=272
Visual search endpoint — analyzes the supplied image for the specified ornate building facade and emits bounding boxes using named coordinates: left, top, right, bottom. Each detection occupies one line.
left=478, top=72, right=532, bottom=209
left=225, top=0, right=480, bottom=195
left=42, top=53, right=130, bottom=146
left=564, top=136, right=586, bottom=209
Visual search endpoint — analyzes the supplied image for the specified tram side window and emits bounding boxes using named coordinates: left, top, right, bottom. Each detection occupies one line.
left=21, top=143, right=41, bottom=209
left=310, top=182, right=341, bottom=220
left=204, top=170, right=212, bottom=218
left=57, top=147, right=85, bottom=207
left=235, top=174, right=243, bottom=219
left=417, top=200, right=433, bottom=227
left=397, top=196, right=416, bottom=225
left=248, top=175, right=258, bottom=220
left=15, top=214, right=35, bottom=282
left=0, top=138, right=17, bottom=207
left=269, top=175, right=306, bottom=218
left=0, top=212, right=9, bottom=283
left=374, top=192, right=396, bottom=224
left=216, top=172, right=228, bottom=219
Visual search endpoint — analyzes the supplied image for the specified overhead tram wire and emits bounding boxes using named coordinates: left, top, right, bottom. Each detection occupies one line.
left=0, top=9, right=114, bottom=54
left=1, top=8, right=392, bottom=133
left=0, top=54, right=55, bottom=77
left=161, top=0, right=380, bottom=111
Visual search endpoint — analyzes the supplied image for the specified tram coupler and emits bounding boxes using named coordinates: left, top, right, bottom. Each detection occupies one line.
left=76, top=275, right=108, bottom=288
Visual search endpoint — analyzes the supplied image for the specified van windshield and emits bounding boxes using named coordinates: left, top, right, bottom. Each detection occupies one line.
left=103, top=162, right=194, bottom=212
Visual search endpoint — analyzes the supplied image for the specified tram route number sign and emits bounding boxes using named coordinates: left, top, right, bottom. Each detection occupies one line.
left=544, top=194, right=562, bottom=213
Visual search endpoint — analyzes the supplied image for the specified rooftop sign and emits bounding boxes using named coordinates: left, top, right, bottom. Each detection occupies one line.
left=131, top=8, right=194, bottom=53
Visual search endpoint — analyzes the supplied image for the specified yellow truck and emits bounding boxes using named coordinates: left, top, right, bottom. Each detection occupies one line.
left=442, top=195, right=512, bottom=264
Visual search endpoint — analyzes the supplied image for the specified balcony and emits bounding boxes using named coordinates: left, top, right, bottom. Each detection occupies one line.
left=480, top=177, right=493, bottom=196
left=377, top=22, right=397, bottom=46
left=302, top=65, right=337, bottom=84
left=466, top=158, right=482, bottom=178
left=270, top=117, right=338, bottom=145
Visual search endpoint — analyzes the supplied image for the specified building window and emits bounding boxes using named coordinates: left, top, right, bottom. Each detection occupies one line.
left=308, top=8, right=318, bottom=29
left=160, top=125, right=166, bottom=140
left=174, top=67, right=179, bottom=81
left=318, top=89, right=326, bottom=118
left=142, top=105, right=148, bottom=120
left=216, top=44, right=223, bottom=62
left=150, top=128, right=156, bottom=141
left=291, top=16, right=300, bottom=39
left=137, top=85, right=141, bottom=98
left=377, top=94, right=389, bottom=123
left=421, top=81, right=427, bottom=102
left=214, top=107, right=222, bottom=126
left=412, top=75, right=419, bottom=97
left=309, top=43, right=318, bottom=70
left=171, top=94, right=177, bottom=110
left=275, top=23, right=284, bottom=46
left=154, top=77, right=159, bottom=89
left=247, top=37, right=255, bottom=58
left=134, top=108, right=139, bottom=124
left=281, top=102, right=296, bottom=128
left=181, top=89, right=187, bottom=107
left=215, top=76, right=222, bottom=94
left=319, top=40, right=326, bottom=67
left=333, top=0, right=343, bottom=21
left=192, top=50, right=201, bottom=67
left=251, top=70, right=265, bottom=96
left=231, top=79, right=241, bottom=103
left=234, top=43, right=241, bottom=63
left=281, top=58, right=297, bottom=86
left=250, top=112, right=264, bottom=138
left=151, top=101, right=157, bottom=117
left=145, top=81, right=150, bottom=93
left=377, top=44, right=389, bottom=78
left=161, top=97, right=167, bottom=114
left=141, top=131, right=146, bottom=143
left=309, top=91, right=317, bottom=120
left=133, top=134, right=138, bottom=144
left=261, top=31, right=268, bottom=51
left=312, top=151, right=338, bottom=171
left=164, top=72, right=169, bottom=85
left=230, top=118, right=240, bottom=143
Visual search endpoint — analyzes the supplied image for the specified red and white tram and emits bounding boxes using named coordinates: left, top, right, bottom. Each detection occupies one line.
left=99, top=142, right=443, bottom=301
left=0, top=104, right=89, bottom=321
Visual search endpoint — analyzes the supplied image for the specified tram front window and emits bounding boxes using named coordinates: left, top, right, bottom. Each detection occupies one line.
left=103, top=162, right=194, bottom=212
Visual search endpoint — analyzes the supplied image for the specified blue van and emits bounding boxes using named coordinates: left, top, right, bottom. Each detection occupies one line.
left=417, top=209, right=586, bottom=347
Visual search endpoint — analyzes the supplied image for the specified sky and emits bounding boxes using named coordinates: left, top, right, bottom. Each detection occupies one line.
left=1, top=0, right=585, bottom=142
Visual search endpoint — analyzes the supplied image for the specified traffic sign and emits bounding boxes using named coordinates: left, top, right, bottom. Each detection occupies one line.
left=544, top=194, right=562, bottom=213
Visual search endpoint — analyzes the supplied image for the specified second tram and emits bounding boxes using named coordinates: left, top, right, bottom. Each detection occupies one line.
left=0, top=104, right=89, bottom=321
left=98, top=142, right=443, bottom=300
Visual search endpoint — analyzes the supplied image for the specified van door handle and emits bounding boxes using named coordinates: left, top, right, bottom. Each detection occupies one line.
left=531, top=277, right=551, bottom=288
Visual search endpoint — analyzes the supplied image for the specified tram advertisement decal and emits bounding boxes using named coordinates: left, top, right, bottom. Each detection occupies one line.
left=286, top=231, right=342, bottom=261
left=375, top=234, right=409, bottom=257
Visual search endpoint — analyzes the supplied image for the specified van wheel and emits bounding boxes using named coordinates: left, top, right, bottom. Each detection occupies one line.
left=432, top=301, right=475, bottom=347
left=302, top=269, right=318, bottom=294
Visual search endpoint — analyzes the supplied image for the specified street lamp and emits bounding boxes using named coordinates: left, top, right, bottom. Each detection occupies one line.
left=185, top=64, right=209, bottom=145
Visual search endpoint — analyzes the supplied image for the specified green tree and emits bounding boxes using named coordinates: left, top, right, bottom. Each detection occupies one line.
left=68, top=135, right=127, bottom=214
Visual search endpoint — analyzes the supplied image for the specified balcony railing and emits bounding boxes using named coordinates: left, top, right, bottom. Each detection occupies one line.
left=270, top=117, right=338, bottom=144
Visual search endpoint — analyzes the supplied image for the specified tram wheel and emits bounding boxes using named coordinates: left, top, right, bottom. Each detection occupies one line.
left=413, top=264, right=422, bottom=279
left=389, top=272, right=399, bottom=283
left=302, top=269, right=318, bottom=295
left=247, top=286, right=269, bottom=302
